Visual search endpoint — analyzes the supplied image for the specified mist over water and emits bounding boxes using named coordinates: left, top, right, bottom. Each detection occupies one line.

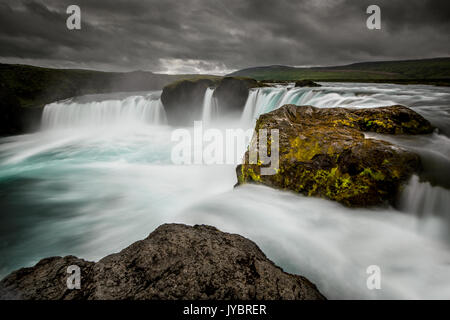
left=1, top=83, right=449, bottom=299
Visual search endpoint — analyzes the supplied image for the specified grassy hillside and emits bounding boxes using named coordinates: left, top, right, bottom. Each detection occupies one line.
left=0, top=63, right=220, bottom=108
left=326, top=58, right=450, bottom=79
left=228, top=58, right=450, bottom=85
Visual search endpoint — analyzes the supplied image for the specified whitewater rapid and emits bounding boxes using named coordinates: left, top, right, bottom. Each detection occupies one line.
left=0, top=83, right=449, bottom=299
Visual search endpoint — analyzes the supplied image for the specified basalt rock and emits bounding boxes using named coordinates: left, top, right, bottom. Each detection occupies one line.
left=0, top=83, right=22, bottom=135
left=0, top=224, right=325, bottom=300
left=161, top=77, right=262, bottom=125
left=295, top=80, right=321, bottom=87
left=213, top=77, right=261, bottom=116
left=236, top=105, right=433, bottom=207
left=161, top=78, right=218, bottom=125
left=0, top=83, right=43, bottom=136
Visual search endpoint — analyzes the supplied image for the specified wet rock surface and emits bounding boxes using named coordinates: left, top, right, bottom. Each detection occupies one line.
left=0, top=224, right=325, bottom=300
left=161, top=78, right=217, bottom=125
left=161, top=77, right=262, bottom=125
left=213, top=77, right=261, bottom=116
left=237, top=105, right=433, bottom=207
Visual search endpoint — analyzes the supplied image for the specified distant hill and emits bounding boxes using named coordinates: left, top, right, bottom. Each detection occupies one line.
left=0, top=63, right=221, bottom=109
left=228, top=58, right=450, bottom=84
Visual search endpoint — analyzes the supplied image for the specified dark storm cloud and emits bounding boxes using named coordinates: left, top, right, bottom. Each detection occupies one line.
left=0, top=0, right=449, bottom=73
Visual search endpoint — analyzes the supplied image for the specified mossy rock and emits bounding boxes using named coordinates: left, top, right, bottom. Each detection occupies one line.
left=236, top=105, right=433, bottom=207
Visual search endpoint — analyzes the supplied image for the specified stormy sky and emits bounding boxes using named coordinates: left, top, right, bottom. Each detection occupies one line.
left=0, top=0, right=449, bottom=74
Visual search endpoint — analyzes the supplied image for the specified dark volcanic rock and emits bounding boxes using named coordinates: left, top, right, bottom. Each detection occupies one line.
left=161, top=77, right=262, bottom=125
left=0, top=83, right=22, bottom=135
left=161, top=78, right=217, bottom=125
left=0, top=224, right=325, bottom=300
left=0, top=256, right=95, bottom=300
left=213, top=77, right=260, bottom=116
left=295, top=80, right=321, bottom=87
left=0, top=83, right=43, bottom=136
left=236, top=105, right=433, bottom=207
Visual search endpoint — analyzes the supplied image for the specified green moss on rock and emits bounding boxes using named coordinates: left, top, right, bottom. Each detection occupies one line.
left=236, top=105, right=428, bottom=207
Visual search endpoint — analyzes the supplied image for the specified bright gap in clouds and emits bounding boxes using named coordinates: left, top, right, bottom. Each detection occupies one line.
left=156, top=58, right=234, bottom=75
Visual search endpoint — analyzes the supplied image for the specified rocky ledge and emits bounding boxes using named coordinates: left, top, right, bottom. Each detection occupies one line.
left=236, top=105, right=433, bottom=207
left=0, top=224, right=325, bottom=300
left=295, top=80, right=321, bottom=87
left=161, top=77, right=263, bottom=125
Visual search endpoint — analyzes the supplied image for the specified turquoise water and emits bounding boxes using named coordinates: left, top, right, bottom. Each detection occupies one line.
left=1, top=84, right=450, bottom=299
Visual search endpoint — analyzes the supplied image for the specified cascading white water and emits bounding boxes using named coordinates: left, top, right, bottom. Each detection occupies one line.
left=42, top=93, right=167, bottom=129
left=239, top=84, right=450, bottom=238
left=400, top=175, right=450, bottom=220
left=398, top=175, right=450, bottom=243
left=240, top=88, right=288, bottom=127
left=201, top=88, right=218, bottom=126
left=361, top=132, right=450, bottom=227
left=1, top=82, right=450, bottom=299
left=240, top=90, right=259, bottom=126
left=239, top=85, right=401, bottom=127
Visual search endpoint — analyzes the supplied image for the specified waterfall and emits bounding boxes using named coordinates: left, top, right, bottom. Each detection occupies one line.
left=240, top=90, right=259, bottom=126
left=2, top=81, right=450, bottom=299
left=399, top=175, right=450, bottom=219
left=41, top=93, right=167, bottom=130
left=240, top=87, right=300, bottom=127
left=399, top=175, right=450, bottom=241
left=201, top=88, right=218, bottom=125
left=239, top=85, right=399, bottom=127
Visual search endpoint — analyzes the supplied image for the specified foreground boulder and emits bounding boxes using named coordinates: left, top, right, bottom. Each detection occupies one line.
left=0, top=224, right=325, bottom=300
left=236, top=105, right=433, bottom=207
